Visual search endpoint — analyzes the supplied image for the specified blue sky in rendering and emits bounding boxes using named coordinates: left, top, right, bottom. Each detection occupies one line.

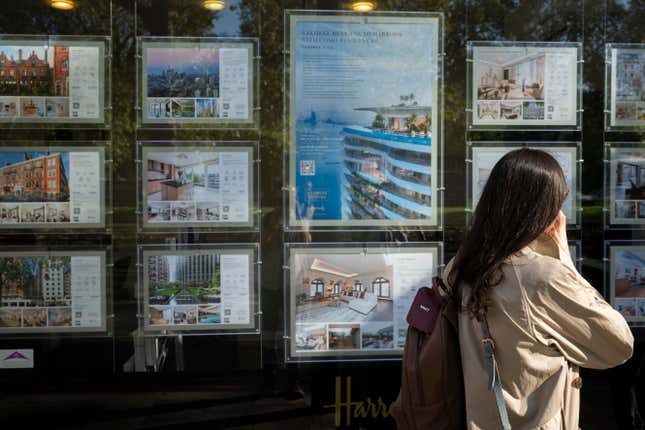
left=294, top=19, right=435, bottom=126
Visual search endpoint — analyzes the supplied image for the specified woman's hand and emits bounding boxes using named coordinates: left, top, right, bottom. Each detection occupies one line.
left=546, top=211, right=576, bottom=270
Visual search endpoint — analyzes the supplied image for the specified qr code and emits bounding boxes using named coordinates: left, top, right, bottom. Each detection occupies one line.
left=300, top=160, right=315, bottom=176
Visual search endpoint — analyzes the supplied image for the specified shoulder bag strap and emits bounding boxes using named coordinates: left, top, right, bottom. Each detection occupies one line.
left=480, top=317, right=512, bottom=430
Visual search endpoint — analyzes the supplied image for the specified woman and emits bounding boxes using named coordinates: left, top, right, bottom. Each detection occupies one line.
left=443, top=148, right=633, bottom=430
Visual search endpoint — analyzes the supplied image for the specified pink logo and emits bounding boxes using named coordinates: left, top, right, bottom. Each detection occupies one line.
left=3, top=351, right=29, bottom=361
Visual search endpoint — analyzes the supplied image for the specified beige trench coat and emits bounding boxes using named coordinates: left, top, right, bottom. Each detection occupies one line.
left=442, top=236, right=634, bottom=430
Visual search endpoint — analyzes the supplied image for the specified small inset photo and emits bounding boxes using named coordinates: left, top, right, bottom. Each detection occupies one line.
left=196, top=202, right=220, bottom=221
left=500, top=101, right=522, bottom=120
left=477, top=101, right=498, bottom=120
left=20, top=97, right=45, bottom=117
left=171, top=203, right=196, bottom=221
left=173, top=306, right=197, bottom=325
left=45, top=97, right=70, bottom=118
left=361, top=322, right=394, bottom=350
left=198, top=304, right=221, bottom=325
left=20, top=203, right=46, bottom=223
left=0, top=203, right=20, bottom=224
left=295, top=323, right=328, bottom=351
left=22, top=308, right=47, bottom=327
left=48, top=307, right=72, bottom=327
left=0, top=97, right=18, bottom=117
left=0, top=308, right=22, bottom=328
left=149, top=305, right=173, bottom=325
left=147, top=202, right=171, bottom=223
left=522, top=101, right=545, bottom=120
left=147, top=98, right=172, bottom=118
left=46, top=203, right=70, bottom=223
left=328, top=323, right=361, bottom=351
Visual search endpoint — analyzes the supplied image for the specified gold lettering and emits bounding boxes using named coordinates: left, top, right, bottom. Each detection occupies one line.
left=322, top=376, right=395, bottom=427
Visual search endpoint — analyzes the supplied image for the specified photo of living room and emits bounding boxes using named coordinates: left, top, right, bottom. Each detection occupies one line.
left=611, top=246, right=645, bottom=321
left=476, top=51, right=545, bottom=101
left=293, top=253, right=395, bottom=324
left=611, top=149, right=645, bottom=222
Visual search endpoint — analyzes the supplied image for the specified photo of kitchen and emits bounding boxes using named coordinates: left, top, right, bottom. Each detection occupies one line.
left=145, top=150, right=220, bottom=223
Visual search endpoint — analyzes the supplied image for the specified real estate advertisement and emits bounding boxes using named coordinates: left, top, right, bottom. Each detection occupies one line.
left=471, top=44, right=578, bottom=127
left=141, top=39, right=254, bottom=125
left=610, top=46, right=645, bottom=127
left=609, top=245, right=645, bottom=323
left=288, top=245, right=439, bottom=358
left=288, top=13, right=441, bottom=228
left=143, top=248, right=255, bottom=331
left=471, top=145, right=578, bottom=223
left=0, top=147, right=105, bottom=228
left=142, top=146, right=252, bottom=228
left=0, top=39, right=105, bottom=123
left=609, top=146, right=645, bottom=224
left=0, top=250, right=106, bottom=333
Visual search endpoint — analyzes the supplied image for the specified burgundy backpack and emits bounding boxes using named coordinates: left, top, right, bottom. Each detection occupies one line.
left=391, top=277, right=512, bottom=430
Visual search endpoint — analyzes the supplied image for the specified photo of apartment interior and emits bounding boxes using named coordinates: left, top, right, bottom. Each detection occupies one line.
left=149, top=305, right=172, bottom=325
left=614, top=249, right=645, bottom=299
left=328, top=324, right=360, bottom=350
left=477, top=51, right=545, bottom=100
left=361, top=322, right=394, bottom=349
left=616, top=157, right=645, bottom=200
left=146, top=151, right=220, bottom=203
left=0, top=205, right=19, bottom=223
left=295, top=324, right=327, bottom=351
left=294, top=253, right=394, bottom=323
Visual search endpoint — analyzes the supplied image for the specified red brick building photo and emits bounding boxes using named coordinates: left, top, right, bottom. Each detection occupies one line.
left=0, top=153, right=69, bottom=202
left=0, top=45, right=69, bottom=97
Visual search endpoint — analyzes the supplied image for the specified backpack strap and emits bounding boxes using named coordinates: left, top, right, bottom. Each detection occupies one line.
left=480, top=317, right=512, bottom=430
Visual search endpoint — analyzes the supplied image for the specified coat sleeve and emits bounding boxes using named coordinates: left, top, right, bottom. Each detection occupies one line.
left=525, top=261, right=634, bottom=369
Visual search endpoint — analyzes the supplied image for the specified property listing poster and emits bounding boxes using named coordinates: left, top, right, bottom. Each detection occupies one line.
left=143, top=248, right=255, bottom=331
left=288, top=14, right=440, bottom=228
left=610, top=46, right=645, bottom=127
left=0, top=39, right=105, bottom=123
left=471, top=44, right=578, bottom=127
left=610, top=245, right=645, bottom=323
left=471, top=145, right=578, bottom=223
left=0, top=251, right=106, bottom=333
left=0, top=147, right=104, bottom=228
left=141, top=40, right=254, bottom=125
left=288, top=245, right=439, bottom=358
left=142, top=146, right=252, bottom=228
left=609, top=146, right=645, bottom=224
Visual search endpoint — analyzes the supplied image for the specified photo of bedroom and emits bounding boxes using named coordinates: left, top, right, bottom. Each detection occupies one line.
left=476, top=51, right=545, bottom=101
left=294, top=253, right=395, bottom=324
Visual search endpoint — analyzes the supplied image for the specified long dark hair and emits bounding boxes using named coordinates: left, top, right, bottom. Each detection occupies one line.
left=449, top=148, right=569, bottom=320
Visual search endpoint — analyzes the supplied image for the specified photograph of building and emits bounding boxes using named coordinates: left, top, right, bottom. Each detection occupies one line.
left=476, top=51, right=545, bottom=101
left=0, top=45, right=69, bottom=97
left=341, top=98, right=432, bottom=222
left=0, top=256, right=72, bottom=309
left=611, top=246, right=645, bottom=321
left=361, top=322, right=394, bottom=349
left=146, top=47, right=220, bottom=99
left=147, top=252, right=231, bottom=329
left=0, top=151, right=69, bottom=203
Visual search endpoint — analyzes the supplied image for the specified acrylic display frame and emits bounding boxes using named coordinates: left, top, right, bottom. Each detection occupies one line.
left=466, top=41, right=583, bottom=131
left=282, top=10, right=445, bottom=232
left=0, top=34, right=112, bottom=129
left=604, top=142, right=645, bottom=229
left=136, top=140, right=260, bottom=234
left=604, top=43, right=645, bottom=131
left=283, top=241, right=443, bottom=363
left=604, top=240, right=645, bottom=326
left=136, top=36, right=260, bottom=130
left=0, top=140, right=112, bottom=234
left=466, top=141, right=583, bottom=229
left=569, top=240, right=583, bottom=272
left=0, top=244, right=113, bottom=338
left=136, top=243, right=261, bottom=336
